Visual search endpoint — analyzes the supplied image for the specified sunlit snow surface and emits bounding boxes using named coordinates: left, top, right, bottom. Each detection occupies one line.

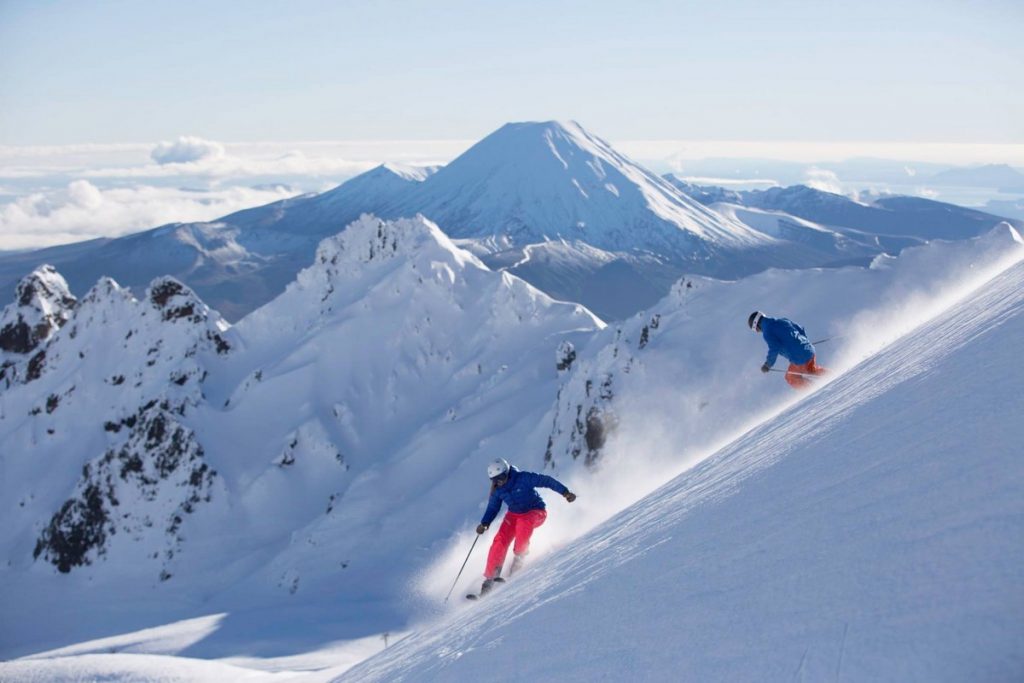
left=1, top=220, right=1022, bottom=681
left=341, top=233, right=1024, bottom=681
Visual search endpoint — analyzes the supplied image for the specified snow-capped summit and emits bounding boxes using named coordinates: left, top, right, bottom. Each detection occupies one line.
left=238, top=213, right=600, bottom=349
left=392, top=120, right=758, bottom=255
left=0, top=265, right=77, bottom=355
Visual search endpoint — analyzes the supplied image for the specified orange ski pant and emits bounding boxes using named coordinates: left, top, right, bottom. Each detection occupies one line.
left=786, top=356, right=827, bottom=390
left=484, top=509, right=547, bottom=578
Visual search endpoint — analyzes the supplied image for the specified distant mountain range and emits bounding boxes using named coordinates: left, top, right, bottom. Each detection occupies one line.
left=666, top=176, right=1023, bottom=252
left=928, top=163, right=1024, bottom=189
left=1, top=121, right=1019, bottom=322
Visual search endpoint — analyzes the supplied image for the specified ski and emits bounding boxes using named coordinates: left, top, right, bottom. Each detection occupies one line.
left=465, top=576, right=505, bottom=600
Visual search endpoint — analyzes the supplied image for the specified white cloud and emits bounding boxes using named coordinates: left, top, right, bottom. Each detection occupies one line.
left=803, top=167, right=844, bottom=194
left=674, top=176, right=779, bottom=188
left=73, top=147, right=379, bottom=182
left=0, top=180, right=299, bottom=250
left=150, top=136, right=226, bottom=165
left=67, top=179, right=103, bottom=209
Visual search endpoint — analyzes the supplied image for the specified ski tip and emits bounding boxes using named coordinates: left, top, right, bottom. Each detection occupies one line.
left=465, top=594, right=478, bottom=600
left=493, top=577, right=506, bottom=583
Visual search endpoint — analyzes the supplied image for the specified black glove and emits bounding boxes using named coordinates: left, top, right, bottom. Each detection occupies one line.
left=476, top=523, right=489, bottom=534
left=564, top=491, right=577, bottom=503
left=761, top=363, right=771, bottom=374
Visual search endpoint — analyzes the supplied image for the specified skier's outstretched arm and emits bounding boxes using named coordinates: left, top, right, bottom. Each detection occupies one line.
left=479, top=491, right=502, bottom=530
left=523, top=471, right=574, bottom=499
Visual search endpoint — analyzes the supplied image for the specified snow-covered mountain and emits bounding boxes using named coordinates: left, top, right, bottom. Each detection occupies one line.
left=1, top=269, right=233, bottom=581
left=4, top=121, right=995, bottom=324
left=342, top=231, right=1024, bottom=683
left=2, top=213, right=1021, bottom=681
left=667, top=176, right=1023, bottom=247
left=390, top=121, right=758, bottom=250
left=0, top=214, right=601, bottom=658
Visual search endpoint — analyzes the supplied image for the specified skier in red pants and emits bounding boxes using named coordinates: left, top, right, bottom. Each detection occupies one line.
left=475, top=458, right=576, bottom=596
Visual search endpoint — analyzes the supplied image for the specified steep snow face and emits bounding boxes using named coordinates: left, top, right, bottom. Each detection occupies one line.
left=197, top=214, right=602, bottom=597
left=0, top=213, right=605, bottom=660
left=339, top=232, right=1024, bottom=683
left=393, top=121, right=761, bottom=256
left=542, top=224, right=1024, bottom=480
left=0, top=265, right=77, bottom=358
left=0, top=275, right=232, bottom=581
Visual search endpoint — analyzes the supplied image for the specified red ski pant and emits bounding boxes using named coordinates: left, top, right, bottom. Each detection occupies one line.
left=786, top=356, right=827, bottom=390
left=484, top=509, right=547, bottom=578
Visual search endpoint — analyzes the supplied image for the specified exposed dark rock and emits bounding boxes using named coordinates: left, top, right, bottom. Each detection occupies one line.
left=150, top=279, right=185, bottom=308
left=34, top=401, right=217, bottom=576
left=0, top=320, right=32, bottom=354
left=34, top=482, right=112, bottom=573
left=0, top=266, right=77, bottom=354
left=556, top=340, right=576, bottom=372
left=26, top=350, right=46, bottom=382
left=149, top=278, right=203, bottom=323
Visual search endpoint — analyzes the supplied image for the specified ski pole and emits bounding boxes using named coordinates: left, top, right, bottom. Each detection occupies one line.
left=444, top=534, right=480, bottom=603
left=811, top=335, right=844, bottom=345
left=768, top=368, right=822, bottom=379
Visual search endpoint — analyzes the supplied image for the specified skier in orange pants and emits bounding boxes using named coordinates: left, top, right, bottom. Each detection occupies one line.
left=748, top=311, right=828, bottom=390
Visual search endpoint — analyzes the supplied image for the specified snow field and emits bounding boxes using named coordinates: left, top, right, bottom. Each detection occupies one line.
left=340, top=243, right=1024, bottom=683
left=1, top=217, right=1021, bottom=681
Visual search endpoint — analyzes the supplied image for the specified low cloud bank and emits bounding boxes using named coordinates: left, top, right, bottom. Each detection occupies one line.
left=0, top=180, right=298, bottom=250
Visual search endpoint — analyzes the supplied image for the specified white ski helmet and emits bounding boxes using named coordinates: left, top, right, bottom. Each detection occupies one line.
left=748, top=311, right=764, bottom=331
left=487, top=458, right=510, bottom=479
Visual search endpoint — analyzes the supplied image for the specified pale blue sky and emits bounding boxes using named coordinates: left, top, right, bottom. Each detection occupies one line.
left=1, top=0, right=1022, bottom=144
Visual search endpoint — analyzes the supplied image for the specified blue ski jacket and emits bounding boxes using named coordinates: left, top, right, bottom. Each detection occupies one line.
left=481, top=467, right=569, bottom=526
left=760, top=316, right=815, bottom=368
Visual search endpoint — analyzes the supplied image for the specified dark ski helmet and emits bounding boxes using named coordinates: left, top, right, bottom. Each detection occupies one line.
left=487, top=458, right=510, bottom=480
left=748, top=311, right=764, bottom=331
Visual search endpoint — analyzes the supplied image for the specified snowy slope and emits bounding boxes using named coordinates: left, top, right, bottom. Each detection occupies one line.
left=0, top=214, right=601, bottom=662
left=339, top=234, right=1024, bottom=682
left=541, top=223, right=1022, bottom=477
left=2, top=220, right=1020, bottom=682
